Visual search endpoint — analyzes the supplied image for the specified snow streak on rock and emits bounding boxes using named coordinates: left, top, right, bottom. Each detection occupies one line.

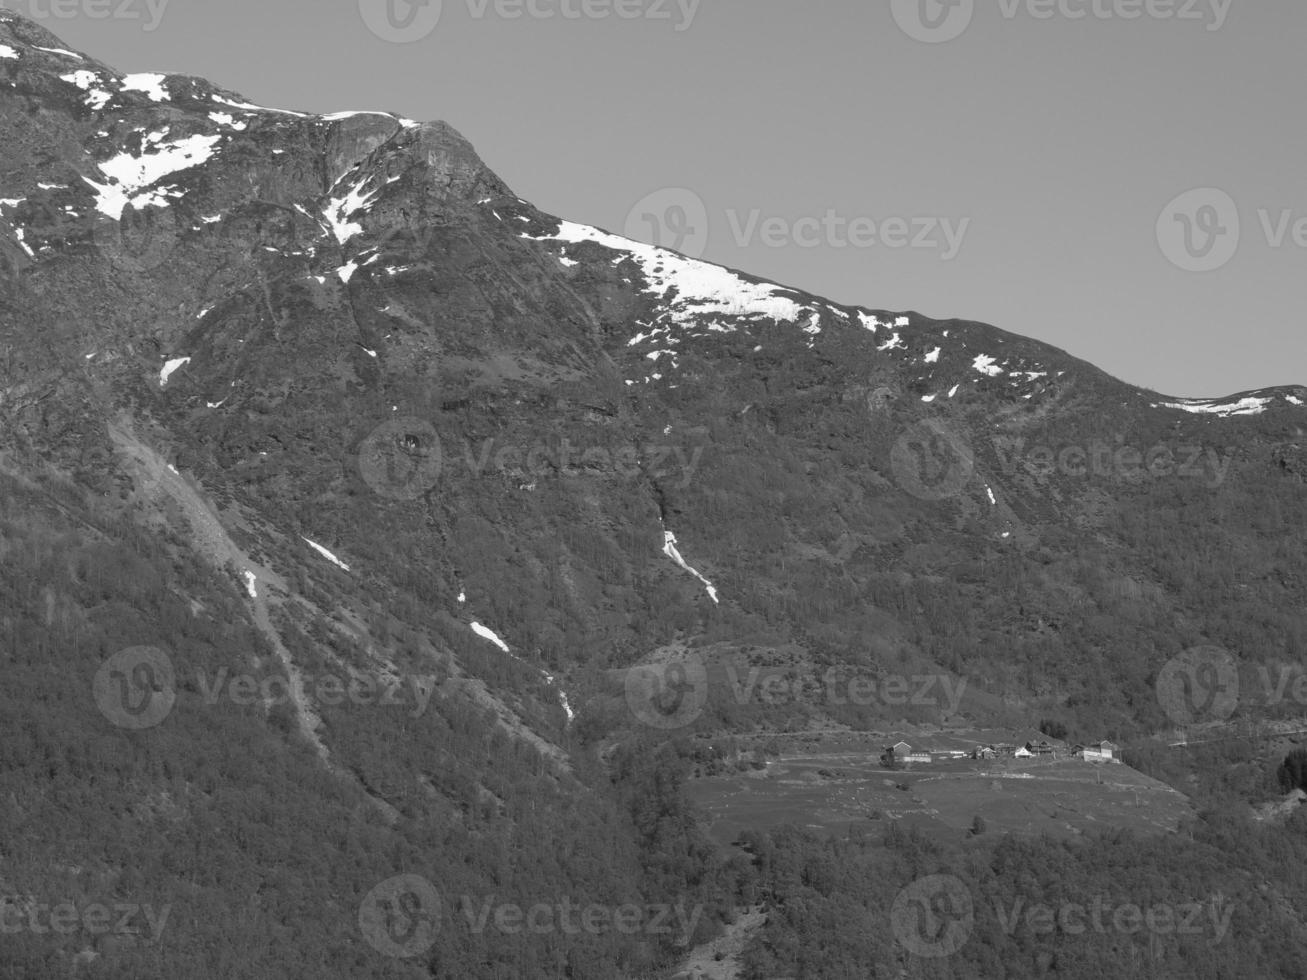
left=467, top=619, right=574, bottom=724
left=1156, top=396, right=1272, bottom=417
left=470, top=622, right=510, bottom=653
left=302, top=538, right=351, bottom=571
left=662, top=529, right=719, bottom=604
left=324, top=173, right=382, bottom=244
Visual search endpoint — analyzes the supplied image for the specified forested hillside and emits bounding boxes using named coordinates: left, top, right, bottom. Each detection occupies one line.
left=3, top=11, right=1307, bottom=977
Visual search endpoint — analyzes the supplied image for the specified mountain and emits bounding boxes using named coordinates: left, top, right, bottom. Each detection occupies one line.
left=4, top=12, right=1307, bottom=979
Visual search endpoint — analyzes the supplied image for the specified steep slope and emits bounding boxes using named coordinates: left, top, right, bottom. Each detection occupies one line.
left=5, top=1, right=1307, bottom=765
left=3, top=11, right=1307, bottom=978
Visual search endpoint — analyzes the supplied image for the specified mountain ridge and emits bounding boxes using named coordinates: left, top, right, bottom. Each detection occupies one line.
left=3, top=9, right=1299, bottom=406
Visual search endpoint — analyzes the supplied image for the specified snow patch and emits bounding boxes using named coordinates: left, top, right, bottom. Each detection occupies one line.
left=84, top=134, right=221, bottom=219
left=470, top=622, right=510, bottom=653
left=211, top=94, right=308, bottom=117
left=0, top=44, right=17, bottom=59
left=208, top=111, right=248, bottom=131
left=973, top=354, right=1003, bottom=377
left=1157, top=396, right=1272, bottom=417
left=524, top=220, right=805, bottom=326
left=159, top=357, right=190, bottom=387
left=924, top=346, right=941, bottom=364
left=303, top=537, right=350, bottom=571
left=319, top=110, right=412, bottom=125
left=120, top=72, right=169, bottom=101
left=557, top=689, right=575, bottom=723
left=11, top=226, right=33, bottom=257
left=34, top=45, right=82, bottom=59
left=662, top=529, right=719, bottom=604
left=324, top=172, right=382, bottom=244
left=59, top=70, right=112, bottom=110
left=243, top=571, right=258, bottom=599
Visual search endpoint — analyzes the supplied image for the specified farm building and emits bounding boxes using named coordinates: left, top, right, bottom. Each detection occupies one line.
left=1073, top=741, right=1120, bottom=763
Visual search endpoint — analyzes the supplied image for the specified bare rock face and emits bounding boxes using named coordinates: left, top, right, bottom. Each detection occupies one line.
left=411, top=119, right=512, bottom=200
left=0, top=6, right=98, bottom=56
left=324, top=112, right=402, bottom=185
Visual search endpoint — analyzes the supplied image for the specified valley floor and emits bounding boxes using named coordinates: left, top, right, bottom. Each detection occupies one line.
left=687, top=731, right=1192, bottom=844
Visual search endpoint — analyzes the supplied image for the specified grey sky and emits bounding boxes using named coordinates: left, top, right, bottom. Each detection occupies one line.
left=19, top=0, right=1303, bottom=397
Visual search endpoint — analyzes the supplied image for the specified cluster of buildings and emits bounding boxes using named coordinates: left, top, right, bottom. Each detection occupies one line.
left=881, top=738, right=1120, bottom=766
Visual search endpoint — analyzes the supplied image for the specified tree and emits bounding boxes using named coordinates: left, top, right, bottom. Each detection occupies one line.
left=1038, top=718, right=1068, bottom=741
left=1277, top=749, right=1307, bottom=793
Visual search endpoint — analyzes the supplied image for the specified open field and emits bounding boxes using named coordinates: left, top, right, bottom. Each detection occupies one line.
left=687, top=733, right=1193, bottom=845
